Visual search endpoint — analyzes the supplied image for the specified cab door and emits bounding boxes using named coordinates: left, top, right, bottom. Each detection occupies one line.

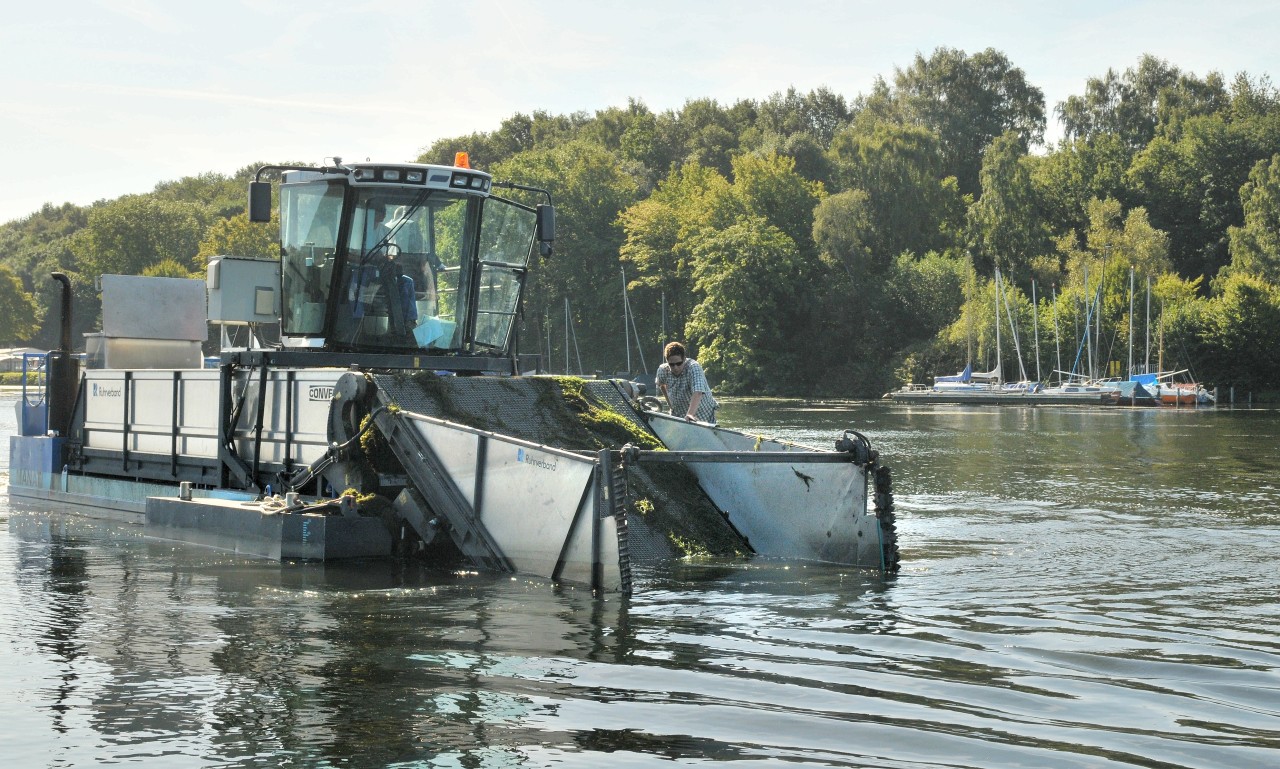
left=469, top=197, right=537, bottom=354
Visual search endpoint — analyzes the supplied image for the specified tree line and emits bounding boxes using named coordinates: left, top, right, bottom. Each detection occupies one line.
left=3, top=49, right=1280, bottom=397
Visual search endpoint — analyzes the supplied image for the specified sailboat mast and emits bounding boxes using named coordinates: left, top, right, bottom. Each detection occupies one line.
left=1095, top=257, right=1104, bottom=378
left=661, top=291, right=668, bottom=363
left=565, top=297, right=571, bottom=374
left=1128, top=266, right=1135, bottom=379
left=1032, top=280, right=1041, bottom=383
left=1158, top=303, right=1165, bottom=373
left=1001, top=272, right=1028, bottom=382
left=1052, top=284, right=1062, bottom=385
left=994, top=268, right=1002, bottom=384
left=966, top=254, right=975, bottom=366
left=1145, top=276, right=1151, bottom=374
left=1083, top=265, right=1094, bottom=380
left=627, top=294, right=649, bottom=375
left=621, top=267, right=631, bottom=374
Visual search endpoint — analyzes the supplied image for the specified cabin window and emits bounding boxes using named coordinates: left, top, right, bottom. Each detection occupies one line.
left=330, top=190, right=474, bottom=351
left=280, top=182, right=343, bottom=335
left=472, top=197, right=536, bottom=350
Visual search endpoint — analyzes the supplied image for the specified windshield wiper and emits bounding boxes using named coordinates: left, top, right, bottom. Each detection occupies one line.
left=361, top=189, right=435, bottom=265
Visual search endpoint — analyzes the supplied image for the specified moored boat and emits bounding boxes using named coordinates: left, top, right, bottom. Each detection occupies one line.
left=1132, top=371, right=1215, bottom=405
left=1108, top=379, right=1161, bottom=407
left=888, top=367, right=1110, bottom=406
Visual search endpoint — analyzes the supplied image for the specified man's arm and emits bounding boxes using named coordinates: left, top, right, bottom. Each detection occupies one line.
left=685, top=390, right=703, bottom=420
left=685, top=361, right=713, bottom=420
left=659, top=381, right=672, bottom=408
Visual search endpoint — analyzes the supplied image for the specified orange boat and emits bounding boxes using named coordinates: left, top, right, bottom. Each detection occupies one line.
left=1145, top=371, right=1215, bottom=405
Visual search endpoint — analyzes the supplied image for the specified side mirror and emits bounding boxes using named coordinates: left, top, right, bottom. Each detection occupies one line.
left=248, top=181, right=273, bottom=223
left=536, top=204, right=555, bottom=258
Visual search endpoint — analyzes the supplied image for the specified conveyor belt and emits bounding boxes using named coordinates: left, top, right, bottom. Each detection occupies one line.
left=366, top=373, right=743, bottom=564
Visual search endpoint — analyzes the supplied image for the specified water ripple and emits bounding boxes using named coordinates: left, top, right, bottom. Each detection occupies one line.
left=3, top=397, right=1280, bottom=766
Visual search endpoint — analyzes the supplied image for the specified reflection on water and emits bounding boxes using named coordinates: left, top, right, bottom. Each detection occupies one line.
left=3, top=395, right=1280, bottom=767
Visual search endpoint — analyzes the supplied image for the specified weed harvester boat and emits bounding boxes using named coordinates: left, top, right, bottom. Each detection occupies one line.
left=9, top=156, right=899, bottom=593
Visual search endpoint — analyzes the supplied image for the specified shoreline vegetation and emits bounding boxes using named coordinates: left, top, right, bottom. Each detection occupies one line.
left=4, top=50, right=1280, bottom=401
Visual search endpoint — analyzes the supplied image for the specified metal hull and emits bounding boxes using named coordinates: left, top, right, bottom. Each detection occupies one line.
left=11, top=366, right=893, bottom=590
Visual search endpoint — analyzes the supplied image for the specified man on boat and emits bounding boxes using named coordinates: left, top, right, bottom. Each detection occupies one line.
left=656, top=342, right=718, bottom=424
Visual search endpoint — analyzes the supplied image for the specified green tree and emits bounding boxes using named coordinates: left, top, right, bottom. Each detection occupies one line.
left=617, top=104, right=665, bottom=173
left=196, top=211, right=281, bottom=267
left=728, top=152, right=826, bottom=253
left=1049, top=199, right=1174, bottom=378
left=577, top=99, right=670, bottom=191
left=142, top=259, right=197, bottom=278
left=73, top=195, right=207, bottom=277
left=0, top=202, right=91, bottom=348
left=1192, top=271, right=1280, bottom=388
left=422, top=110, right=590, bottom=168
left=492, top=140, right=642, bottom=373
left=890, top=46, right=1046, bottom=196
left=1056, top=55, right=1228, bottom=152
left=152, top=167, right=255, bottom=219
left=618, top=163, right=733, bottom=337
left=967, top=131, right=1053, bottom=277
left=1127, top=106, right=1280, bottom=279
left=685, top=217, right=811, bottom=393
left=1058, top=199, right=1171, bottom=279
left=813, top=190, right=876, bottom=279
left=0, top=203, right=89, bottom=268
left=889, top=250, right=969, bottom=344
left=1225, top=154, right=1280, bottom=283
left=753, top=86, right=851, bottom=147
left=0, top=264, right=40, bottom=343
left=619, top=152, right=825, bottom=366
left=880, top=250, right=970, bottom=388
left=810, top=192, right=963, bottom=395
left=756, top=131, right=832, bottom=185
left=1030, top=134, right=1132, bottom=238
left=664, top=98, right=744, bottom=177
left=828, top=122, right=965, bottom=264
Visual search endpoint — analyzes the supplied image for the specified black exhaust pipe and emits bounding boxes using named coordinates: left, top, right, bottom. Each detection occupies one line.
left=52, top=272, right=73, bottom=352
left=47, top=272, right=78, bottom=437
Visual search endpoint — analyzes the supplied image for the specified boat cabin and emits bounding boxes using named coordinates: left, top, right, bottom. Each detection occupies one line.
left=249, top=159, right=554, bottom=359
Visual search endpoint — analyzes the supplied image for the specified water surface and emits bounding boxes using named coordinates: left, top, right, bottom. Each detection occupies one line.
left=3, top=394, right=1278, bottom=767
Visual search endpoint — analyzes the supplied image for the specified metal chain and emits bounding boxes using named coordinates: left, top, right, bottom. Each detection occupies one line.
left=613, top=462, right=634, bottom=596
left=872, top=463, right=900, bottom=574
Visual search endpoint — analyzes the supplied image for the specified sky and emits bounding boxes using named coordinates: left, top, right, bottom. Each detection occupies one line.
left=2, top=0, right=1278, bottom=224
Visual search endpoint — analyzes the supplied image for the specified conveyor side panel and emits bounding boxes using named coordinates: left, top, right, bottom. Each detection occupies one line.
left=370, top=408, right=512, bottom=573
left=646, top=412, right=884, bottom=568
left=368, top=401, right=625, bottom=591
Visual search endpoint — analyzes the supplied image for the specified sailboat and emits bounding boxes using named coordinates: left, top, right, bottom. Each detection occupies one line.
left=1039, top=265, right=1122, bottom=403
left=888, top=268, right=1107, bottom=404
left=933, top=362, right=1001, bottom=391
left=930, top=265, right=1004, bottom=392
left=995, top=267, right=1042, bottom=393
left=1121, top=270, right=1214, bottom=405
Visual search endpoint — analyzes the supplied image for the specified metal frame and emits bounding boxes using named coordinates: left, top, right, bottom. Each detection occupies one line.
left=224, top=349, right=516, bottom=375
left=371, top=408, right=514, bottom=574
